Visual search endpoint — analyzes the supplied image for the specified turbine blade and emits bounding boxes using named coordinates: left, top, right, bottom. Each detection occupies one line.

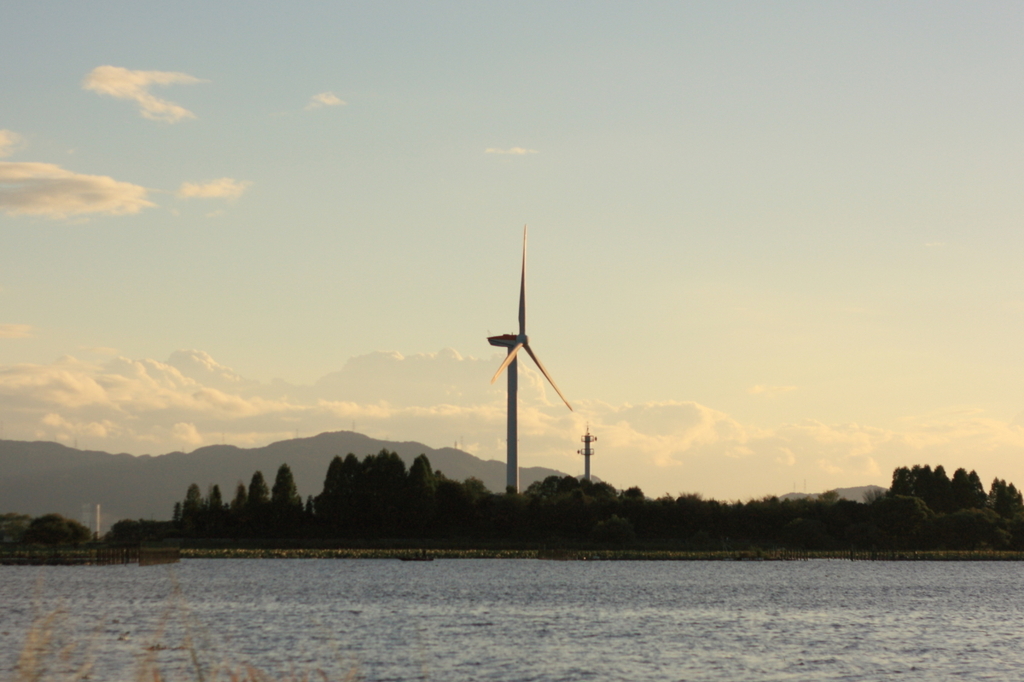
left=489, top=343, right=524, bottom=384
left=519, top=225, right=527, bottom=336
left=524, top=344, right=573, bottom=411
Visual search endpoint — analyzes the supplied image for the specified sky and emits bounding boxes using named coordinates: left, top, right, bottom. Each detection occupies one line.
left=2, top=2, right=1023, bottom=501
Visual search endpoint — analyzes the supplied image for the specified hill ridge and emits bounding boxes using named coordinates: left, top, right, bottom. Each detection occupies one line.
left=0, top=432, right=567, bottom=530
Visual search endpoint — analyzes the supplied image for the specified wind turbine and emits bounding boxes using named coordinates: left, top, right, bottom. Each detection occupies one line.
left=488, top=226, right=572, bottom=492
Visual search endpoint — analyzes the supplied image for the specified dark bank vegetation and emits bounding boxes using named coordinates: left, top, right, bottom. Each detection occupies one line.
left=110, top=453, right=1024, bottom=553
left=1, top=512, right=91, bottom=544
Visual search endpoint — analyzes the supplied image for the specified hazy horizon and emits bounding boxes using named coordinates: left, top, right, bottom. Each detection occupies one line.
left=3, top=3, right=1024, bottom=500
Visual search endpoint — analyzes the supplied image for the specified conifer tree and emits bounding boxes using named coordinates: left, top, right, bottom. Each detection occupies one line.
left=271, top=463, right=302, bottom=509
left=989, top=478, right=1024, bottom=519
left=230, top=482, right=247, bottom=514
left=950, top=468, right=987, bottom=511
left=205, top=484, right=226, bottom=535
left=247, top=471, right=270, bottom=508
left=182, top=483, right=203, bottom=534
left=316, top=455, right=346, bottom=523
left=208, top=484, right=224, bottom=511
left=269, top=463, right=303, bottom=534
left=407, top=454, right=438, bottom=534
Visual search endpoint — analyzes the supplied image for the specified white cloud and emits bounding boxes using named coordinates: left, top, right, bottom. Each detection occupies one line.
left=485, top=147, right=539, bottom=155
left=748, top=384, right=798, bottom=397
left=172, top=422, right=204, bottom=446
left=305, top=92, right=345, bottom=110
left=0, top=324, right=33, bottom=339
left=176, top=178, right=251, bottom=200
left=80, top=346, right=120, bottom=356
left=166, top=349, right=257, bottom=392
left=0, top=162, right=154, bottom=218
left=82, top=65, right=205, bottom=123
left=2, top=348, right=1023, bottom=499
left=0, top=130, right=23, bottom=158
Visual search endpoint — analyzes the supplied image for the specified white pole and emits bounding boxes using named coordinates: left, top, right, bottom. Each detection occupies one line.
left=507, top=352, right=518, bottom=492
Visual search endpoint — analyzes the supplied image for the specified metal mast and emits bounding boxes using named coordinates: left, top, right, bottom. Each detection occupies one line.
left=578, top=426, right=597, bottom=481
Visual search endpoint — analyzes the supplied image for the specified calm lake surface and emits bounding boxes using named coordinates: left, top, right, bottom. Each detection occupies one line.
left=2, top=559, right=1023, bottom=681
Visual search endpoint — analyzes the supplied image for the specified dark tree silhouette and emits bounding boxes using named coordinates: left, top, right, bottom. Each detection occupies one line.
left=989, top=478, right=1024, bottom=519
left=269, top=463, right=303, bottom=533
left=166, top=458, right=1024, bottom=550
left=949, top=468, right=987, bottom=512
left=23, top=514, right=91, bottom=544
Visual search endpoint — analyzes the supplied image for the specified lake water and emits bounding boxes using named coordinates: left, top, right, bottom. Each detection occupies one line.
left=2, top=559, right=1023, bottom=681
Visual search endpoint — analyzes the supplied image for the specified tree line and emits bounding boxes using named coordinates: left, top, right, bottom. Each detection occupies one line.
left=1, top=512, right=92, bottom=544
left=103, top=452, right=1024, bottom=551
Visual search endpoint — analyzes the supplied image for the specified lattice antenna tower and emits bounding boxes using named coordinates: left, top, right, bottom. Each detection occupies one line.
left=578, top=425, right=597, bottom=482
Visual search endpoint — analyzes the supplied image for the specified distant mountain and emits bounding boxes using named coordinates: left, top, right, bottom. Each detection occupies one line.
left=778, top=485, right=886, bottom=503
left=0, top=432, right=567, bottom=527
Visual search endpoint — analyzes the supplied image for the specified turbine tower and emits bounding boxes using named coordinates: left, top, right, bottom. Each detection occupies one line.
left=488, top=226, right=572, bottom=492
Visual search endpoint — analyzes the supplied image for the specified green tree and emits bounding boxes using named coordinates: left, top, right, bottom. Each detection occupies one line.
left=315, top=455, right=346, bottom=525
left=354, top=450, right=408, bottom=535
left=181, top=483, right=203, bottom=534
left=622, top=486, right=645, bottom=501
left=269, top=463, right=303, bottom=533
left=230, top=482, right=247, bottom=514
left=406, top=454, right=438, bottom=534
left=271, top=463, right=302, bottom=508
left=887, top=464, right=954, bottom=513
left=434, top=477, right=480, bottom=535
left=988, top=478, right=1024, bottom=519
left=247, top=471, right=270, bottom=508
left=208, top=484, right=224, bottom=511
left=872, top=495, right=934, bottom=548
left=204, top=484, right=227, bottom=535
left=818, top=490, right=840, bottom=505
left=890, top=467, right=914, bottom=497
left=108, top=519, right=175, bottom=543
left=950, top=468, right=987, bottom=511
left=525, top=475, right=563, bottom=500
left=781, top=518, right=834, bottom=549
left=315, top=453, right=361, bottom=534
left=0, top=513, right=32, bottom=542
left=592, top=514, right=636, bottom=544
left=22, top=514, right=91, bottom=544
left=934, top=508, right=1009, bottom=549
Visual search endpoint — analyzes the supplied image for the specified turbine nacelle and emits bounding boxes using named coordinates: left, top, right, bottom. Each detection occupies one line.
left=487, top=227, right=572, bottom=412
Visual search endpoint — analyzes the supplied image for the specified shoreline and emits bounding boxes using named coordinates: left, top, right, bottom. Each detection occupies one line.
left=180, top=547, right=1024, bottom=561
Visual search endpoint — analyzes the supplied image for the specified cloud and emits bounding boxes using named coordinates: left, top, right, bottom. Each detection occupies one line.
left=172, top=422, right=204, bottom=446
left=0, top=321, right=33, bottom=337
left=305, top=92, right=345, bottom=110
left=0, top=162, right=154, bottom=218
left=80, top=347, right=120, bottom=356
left=176, top=178, right=251, bottom=200
left=485, top=147, right=539, bottom=155
left=0, top=130, right=23, bottom=157
left=0, top=324, right=33, bottom=339
left=748, top=384, right=798, bottom=397
left=82, top=65, right=205, bottom=123
left=166, top=349, right=257, bottom=392
left=2, top=348, right=1024, bottom=500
